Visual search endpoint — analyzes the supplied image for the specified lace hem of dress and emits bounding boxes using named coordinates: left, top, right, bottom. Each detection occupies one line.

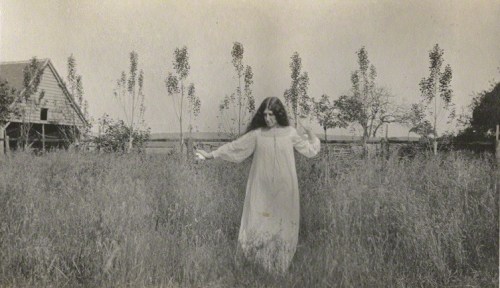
left=239, top=231, right=296, bottom=274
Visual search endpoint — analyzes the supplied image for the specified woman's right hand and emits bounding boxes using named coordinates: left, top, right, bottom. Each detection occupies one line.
left=195, top=149, right=213, bottom=160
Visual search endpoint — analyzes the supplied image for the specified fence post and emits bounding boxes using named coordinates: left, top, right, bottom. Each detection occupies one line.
left=385, top=124, right=389, bottom=159
left=496, top=125, right=499, bottom=210
left=496, top=124, right=499, bottom=167
left=0, top=126, right=4, bottom=157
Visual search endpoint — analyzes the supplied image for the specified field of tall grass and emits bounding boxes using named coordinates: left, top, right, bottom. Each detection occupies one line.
left=0, top=150, right=498, bottom=287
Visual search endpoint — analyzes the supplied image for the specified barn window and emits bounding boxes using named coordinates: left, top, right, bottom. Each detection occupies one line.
left=40, top=108, right=48, bottom=121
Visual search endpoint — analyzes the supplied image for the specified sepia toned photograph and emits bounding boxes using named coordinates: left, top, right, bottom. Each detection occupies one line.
left=0, top=1, right=499, bottom=287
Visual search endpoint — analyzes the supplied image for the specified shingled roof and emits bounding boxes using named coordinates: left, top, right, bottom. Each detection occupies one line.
left=0, top=59, right=48, bottom=93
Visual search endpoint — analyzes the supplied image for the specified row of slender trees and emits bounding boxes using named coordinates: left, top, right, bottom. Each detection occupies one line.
left=89, top=43, right=460, bottom=154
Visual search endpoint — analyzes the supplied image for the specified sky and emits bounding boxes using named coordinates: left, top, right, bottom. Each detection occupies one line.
left=1, top=0, right=499, bottom=137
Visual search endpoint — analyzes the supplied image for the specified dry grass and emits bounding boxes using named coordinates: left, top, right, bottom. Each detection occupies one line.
left=0, top=150, right=498, bottom=287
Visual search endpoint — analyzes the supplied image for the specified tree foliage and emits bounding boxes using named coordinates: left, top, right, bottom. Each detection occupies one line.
left=456, top=81, right=500, bottom=142
left=313, top=94, right=348, bottom=141
left=187, top=83, right=201, bottom=134
left=22, top=57, right=44, bottom=103
left=218, top=42, right=255, bottom=138
left=0, top=80, right=19, bottom=126
left=469, top=82, right=500, bottom=136
left=284, top=52, right=311, bottom=127
left=404, top=103, right=434, bottom=137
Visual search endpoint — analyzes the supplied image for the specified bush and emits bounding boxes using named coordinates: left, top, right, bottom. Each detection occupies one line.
left=92, top=114, right=150, bottom=153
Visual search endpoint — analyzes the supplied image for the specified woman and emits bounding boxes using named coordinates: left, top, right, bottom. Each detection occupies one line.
left=196, top=97, right=320, bottom=274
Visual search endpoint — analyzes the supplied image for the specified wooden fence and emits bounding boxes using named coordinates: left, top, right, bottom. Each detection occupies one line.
left=145, top=138, right=416, bottom=159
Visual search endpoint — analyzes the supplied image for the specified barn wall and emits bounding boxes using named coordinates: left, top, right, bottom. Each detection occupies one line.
left=10, top=65, right=84, bottom=127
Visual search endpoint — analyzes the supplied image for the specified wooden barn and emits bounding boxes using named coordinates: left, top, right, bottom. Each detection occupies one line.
left=0, top=59, right=87, bottom=153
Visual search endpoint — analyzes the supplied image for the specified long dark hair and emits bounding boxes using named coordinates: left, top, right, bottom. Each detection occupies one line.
left=245, top=97, right=290, bottom=133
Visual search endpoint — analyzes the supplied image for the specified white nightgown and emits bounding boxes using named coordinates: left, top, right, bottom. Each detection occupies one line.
left=212, top=126, right=320, bottom=273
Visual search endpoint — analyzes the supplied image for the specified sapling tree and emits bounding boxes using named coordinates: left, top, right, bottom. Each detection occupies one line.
left=284, top=52, right=311, bottom=127
left=218, top=42, right=255, bottom=137
left=65, top=54, right=90, bottom=142
left=67, top=54, right=88, bottom=119
left=19, top=57, right=45, bottom=150
left=418, top=43, right=454, bottom=154
left=113, top=51, right=146, bottom=153
left=165, top=46, right=199, bottom=152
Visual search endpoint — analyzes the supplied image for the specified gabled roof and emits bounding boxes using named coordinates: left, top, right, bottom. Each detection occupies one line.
left=0, top=58, right=88, bottom=126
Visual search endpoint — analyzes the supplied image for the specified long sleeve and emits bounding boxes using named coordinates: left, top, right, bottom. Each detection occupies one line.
left=290, top=127, right=320, bottom=158
left=212, top=130, right=257, bottom=163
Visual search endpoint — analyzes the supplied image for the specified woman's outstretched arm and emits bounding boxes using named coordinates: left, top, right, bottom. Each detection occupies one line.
left=196, top=129, right=257, bottom=163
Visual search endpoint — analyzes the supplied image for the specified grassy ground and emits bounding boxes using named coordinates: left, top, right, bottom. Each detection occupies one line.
left=0, top=151, right=498, bottom=287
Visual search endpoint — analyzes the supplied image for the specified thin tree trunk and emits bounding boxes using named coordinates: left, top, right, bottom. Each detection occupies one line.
left=362, top=128, right=368, bottom=158
left=433, top=75, right=438, bottom=155
left=238, top=75, right=242, bottom=136
left=180, top=84, right=184, bottom=153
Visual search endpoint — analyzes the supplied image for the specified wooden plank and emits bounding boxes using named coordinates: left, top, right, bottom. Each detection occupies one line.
left=7, top=137, right=69, bottom=143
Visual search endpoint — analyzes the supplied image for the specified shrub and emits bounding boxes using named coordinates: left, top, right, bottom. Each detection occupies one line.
left=92, top=114, right=150, bottom=153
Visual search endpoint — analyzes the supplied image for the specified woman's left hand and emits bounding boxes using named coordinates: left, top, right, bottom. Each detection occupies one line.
left=298, top=117, right=313, bottom=133
left=299, top=120, right=312, bottom=132
left=298, top=117, right=317, bottom=142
